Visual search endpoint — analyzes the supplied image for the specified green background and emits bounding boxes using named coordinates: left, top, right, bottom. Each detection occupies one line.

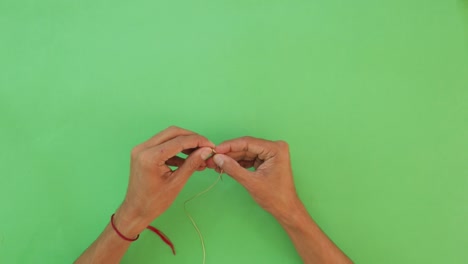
left=1, top=0, right=467, bottom=263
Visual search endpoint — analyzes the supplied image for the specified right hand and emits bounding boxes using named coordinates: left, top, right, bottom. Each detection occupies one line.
left=207, top=137, right=303, bottom=222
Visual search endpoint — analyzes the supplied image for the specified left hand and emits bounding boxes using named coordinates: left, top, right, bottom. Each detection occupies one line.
left=114, top=126, right=215, bottom=237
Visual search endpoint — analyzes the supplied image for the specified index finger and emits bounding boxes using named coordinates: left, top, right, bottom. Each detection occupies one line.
left=141, top=126, right=197, bottom=149
left=153, top=134, right=215, bottom=163
left=214, top=136, right=278, bottom=161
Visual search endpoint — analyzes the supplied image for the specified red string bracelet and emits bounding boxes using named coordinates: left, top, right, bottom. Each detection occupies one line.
left=110, top=214, right=139, bottom=241
left=110, top=213, right=176, bottom=255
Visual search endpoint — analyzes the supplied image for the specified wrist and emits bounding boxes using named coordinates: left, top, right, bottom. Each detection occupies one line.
left=272, top=198, right=313, bottom=230
left=113, top=202, right=151, bottom=239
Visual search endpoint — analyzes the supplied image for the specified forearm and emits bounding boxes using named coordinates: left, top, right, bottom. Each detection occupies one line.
left=75, top=204, right=149, bottom=264
left=274, top=201, right=352, bottom=264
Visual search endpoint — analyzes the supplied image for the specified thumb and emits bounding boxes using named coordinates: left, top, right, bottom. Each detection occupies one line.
left=176, top=147, right=213, bottom=180
left=213, top=154, right=249, bottom=183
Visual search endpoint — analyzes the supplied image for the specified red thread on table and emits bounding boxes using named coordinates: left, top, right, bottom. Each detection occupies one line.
left=111, top=214, right=176, bottom=255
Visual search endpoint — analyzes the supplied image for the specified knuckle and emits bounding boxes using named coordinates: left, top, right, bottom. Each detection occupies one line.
left=275, top=140, right=289, bottom=149
left=196, top=135, right=209, bottom=144
left=137, top=150, right=148, bottom=160
left=167, top=125, right=180, bottom=132
left=140, top=150, right=156, bottom=164
left=130, top=146, right=141, bottom=158
left=186, top=134, right=206, bottom=148
left=238, top=136, right=254, bottom=150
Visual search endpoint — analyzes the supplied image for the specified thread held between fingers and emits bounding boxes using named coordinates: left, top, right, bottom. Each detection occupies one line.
left=200, top=148, right=214, bottom=160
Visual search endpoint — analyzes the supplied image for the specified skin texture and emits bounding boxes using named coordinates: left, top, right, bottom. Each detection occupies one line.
left=75, top=127, right=352, bottom=264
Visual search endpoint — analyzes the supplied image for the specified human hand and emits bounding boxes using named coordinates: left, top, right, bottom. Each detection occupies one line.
left=77, top=132, right=352, bottom=264
left=114, top=126, right=215, bottom=237
left=206, top=137, right=303, bottom=223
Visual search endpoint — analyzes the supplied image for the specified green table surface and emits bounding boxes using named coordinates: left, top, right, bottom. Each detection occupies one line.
left=1, top=1, right=467, bottom=263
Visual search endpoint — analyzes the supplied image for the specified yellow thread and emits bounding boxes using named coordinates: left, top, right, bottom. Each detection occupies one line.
left=184, top=170, right=223, bottom=264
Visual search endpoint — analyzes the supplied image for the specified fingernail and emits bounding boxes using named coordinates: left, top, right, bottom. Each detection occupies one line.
left=213, top=155, right=224, bottom=167
left=200, top=148, right=213, bottom=160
